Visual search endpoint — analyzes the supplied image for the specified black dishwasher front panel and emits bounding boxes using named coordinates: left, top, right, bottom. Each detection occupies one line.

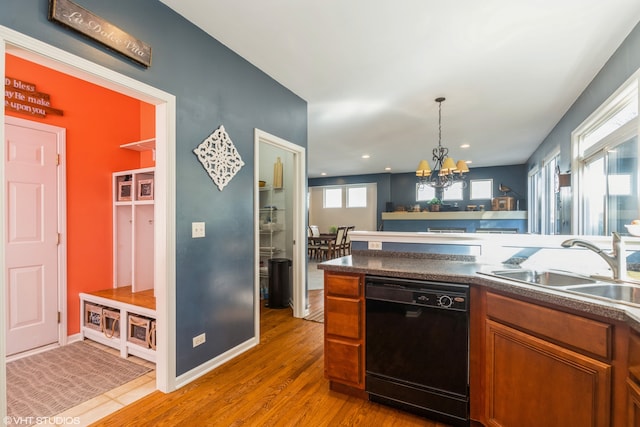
left=365, top=276, right=469, bottom=426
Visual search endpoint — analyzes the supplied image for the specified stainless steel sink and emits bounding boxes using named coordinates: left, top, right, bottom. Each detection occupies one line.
left=489, top=269, right=598, bottom=287
left=563, top=283, right=640, bottom=306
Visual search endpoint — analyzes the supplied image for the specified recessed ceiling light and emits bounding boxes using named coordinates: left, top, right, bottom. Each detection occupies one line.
left=320, top=172, right=327, bottom=176
left=362, top=154, right=370, bottom=159
left=465, top=160, right=472, bottom=164
left=460, top=144, right=470, bottom=149
left=384, top=167, right=391, bottom=171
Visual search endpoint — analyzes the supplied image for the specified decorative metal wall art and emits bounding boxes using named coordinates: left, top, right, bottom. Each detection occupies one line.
left=193, top=125, right=245, bottom=191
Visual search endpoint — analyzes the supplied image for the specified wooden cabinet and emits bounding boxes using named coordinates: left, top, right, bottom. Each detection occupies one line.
left=628, top=331, right=640, bottom=426
left=628, top=379, right=640, bottom=427
left=324, top=271, right=365, bottom=393
left=484, top=292, right=612, bottom=427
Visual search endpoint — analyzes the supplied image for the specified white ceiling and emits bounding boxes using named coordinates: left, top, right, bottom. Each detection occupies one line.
left=160, top=0, right=640, bottom=178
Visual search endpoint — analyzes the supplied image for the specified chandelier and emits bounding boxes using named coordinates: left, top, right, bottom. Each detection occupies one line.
left=416, top=97, right=470, bottom=189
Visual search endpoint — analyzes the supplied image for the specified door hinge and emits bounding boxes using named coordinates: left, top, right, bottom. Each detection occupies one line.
left=58, top=311, right=61, bottom=323
left=56, top=154, right=60, bottom=166
left=57, top=233, right=61, bottom=245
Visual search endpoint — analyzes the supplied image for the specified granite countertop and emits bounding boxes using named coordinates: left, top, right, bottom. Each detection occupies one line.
left=318, top=252, right=640, bottom=331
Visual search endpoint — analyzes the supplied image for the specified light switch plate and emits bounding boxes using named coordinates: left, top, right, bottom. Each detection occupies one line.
left=192, top=222, right=205, bottom=238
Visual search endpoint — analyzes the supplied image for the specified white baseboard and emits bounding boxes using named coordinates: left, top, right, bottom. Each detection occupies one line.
left=174, top=336, right=259, bottom=389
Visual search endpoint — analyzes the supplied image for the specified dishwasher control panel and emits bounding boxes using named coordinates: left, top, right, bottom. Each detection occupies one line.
left=414, top=290, right=467, bottom=310
left=366, top=276, right=469, bottom=312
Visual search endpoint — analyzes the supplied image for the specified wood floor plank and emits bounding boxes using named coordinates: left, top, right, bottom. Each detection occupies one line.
left=90, top=303, right=444, bottom=426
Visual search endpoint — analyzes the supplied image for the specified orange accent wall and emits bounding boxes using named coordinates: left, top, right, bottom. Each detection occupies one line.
left=5, top=54, right=155, bottom=335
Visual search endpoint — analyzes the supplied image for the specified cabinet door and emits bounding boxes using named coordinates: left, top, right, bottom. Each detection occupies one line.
left=629, top=379, right=640, bottom=427
left=325, top=337, right=363, bottom=386
left=486, top=319, right=611, bottom=427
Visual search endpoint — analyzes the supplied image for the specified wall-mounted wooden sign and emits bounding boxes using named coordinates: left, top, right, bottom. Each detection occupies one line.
left=48, top=0, right=152, bottom=68
left=4, top=77, right=64, bottom=118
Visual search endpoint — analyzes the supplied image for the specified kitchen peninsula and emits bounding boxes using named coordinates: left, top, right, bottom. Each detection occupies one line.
left=319, top=231, right=640, bottom=427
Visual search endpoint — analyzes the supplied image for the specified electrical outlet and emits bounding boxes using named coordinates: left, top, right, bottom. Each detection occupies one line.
left=368, top=241, right=382, bottom=250
left=192, top=333, right=206, bottom=347
left=192, top=222, right=205, bottom=238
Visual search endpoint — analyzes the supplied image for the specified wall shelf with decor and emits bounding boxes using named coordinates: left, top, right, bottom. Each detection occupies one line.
left=113, top=167, right=155, bottom=293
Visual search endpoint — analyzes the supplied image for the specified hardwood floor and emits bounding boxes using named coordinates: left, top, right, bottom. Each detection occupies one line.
left=90, top=300, right=445, bottom=426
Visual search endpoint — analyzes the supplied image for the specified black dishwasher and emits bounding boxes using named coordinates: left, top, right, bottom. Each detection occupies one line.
left=365, top=276, right=469, bottom=427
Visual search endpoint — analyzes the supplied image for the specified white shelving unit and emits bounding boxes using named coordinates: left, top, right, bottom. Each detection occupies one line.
left=79, top=293, right=156, bottom=362
left=113, top=167, right=155, bottom=292
left=259, top=186, right=286, bottom=298
left=80, top=152, right=157, bottom=362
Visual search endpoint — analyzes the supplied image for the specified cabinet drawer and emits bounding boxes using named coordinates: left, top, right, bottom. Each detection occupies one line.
left=487, top=292, right=611, bottom=359
left=325, top=272, right=361, bottom=298
left=325, top=338, right=363, bottom=386
left=326, top=296, right=361, bottom=339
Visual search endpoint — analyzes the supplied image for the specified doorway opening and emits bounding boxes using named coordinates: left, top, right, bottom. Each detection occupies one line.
left=0, top=26, right=178, bottom=420
left=253, top=129, right=307, bottom=336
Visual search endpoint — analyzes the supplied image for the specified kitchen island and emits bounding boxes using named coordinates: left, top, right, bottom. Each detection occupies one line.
left=319, top=243, right=640, bottom=427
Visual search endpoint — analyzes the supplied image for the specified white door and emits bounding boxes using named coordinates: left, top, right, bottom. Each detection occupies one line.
left=5, top=119, right=61, bottom=356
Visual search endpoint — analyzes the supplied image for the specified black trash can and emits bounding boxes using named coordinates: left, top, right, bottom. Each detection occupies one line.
left=268, top=258, right=291, bottom=308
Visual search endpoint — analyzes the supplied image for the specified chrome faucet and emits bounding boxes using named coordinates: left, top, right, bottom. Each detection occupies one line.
left=561, top=232, right=627, bottom=281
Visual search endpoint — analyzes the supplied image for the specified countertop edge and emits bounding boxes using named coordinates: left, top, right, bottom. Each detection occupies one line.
left=318, top=255, right=637, bottom=330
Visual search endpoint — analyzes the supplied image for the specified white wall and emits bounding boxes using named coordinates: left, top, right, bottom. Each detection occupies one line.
left=308, top=183, right=377, bottom=233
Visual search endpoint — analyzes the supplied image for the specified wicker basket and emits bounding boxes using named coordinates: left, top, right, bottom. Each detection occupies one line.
left=84, top=303, right=104, bottom=332
left=128, top=314, right=154, bottom=348
left=102, top=307, right=121, bottom=338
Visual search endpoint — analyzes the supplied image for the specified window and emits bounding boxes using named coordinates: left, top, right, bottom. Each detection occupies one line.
left=323, top=187, right=342, bottom=208
left=470, top=179, right=492, bottom=200
left=573, top=73, right=639, bottom=235
left=442, top=181, right=464, bottom=201
left=543, top=152, right=560, bottom=234
left=416, top=184, right=436, bottom=202
left=347, top=186, right=367, bottom=208
left=528, top=166, right=541, bottom=233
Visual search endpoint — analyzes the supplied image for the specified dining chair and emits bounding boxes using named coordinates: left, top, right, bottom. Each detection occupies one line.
left=307, top=226, right=321, bottom=259
left=341, top=225, right=355, bottom=256
left=317, top=226, right=347, bottom=260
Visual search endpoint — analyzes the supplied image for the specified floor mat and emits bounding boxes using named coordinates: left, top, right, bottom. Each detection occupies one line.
left=7, top=341, right=152, bottom=423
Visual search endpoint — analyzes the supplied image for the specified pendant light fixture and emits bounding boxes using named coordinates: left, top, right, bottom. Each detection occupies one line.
left=416, top=97, right=470, bottom=189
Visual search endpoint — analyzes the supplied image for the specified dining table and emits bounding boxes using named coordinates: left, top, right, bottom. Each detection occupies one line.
left=308, top=233, right=337, bottom=260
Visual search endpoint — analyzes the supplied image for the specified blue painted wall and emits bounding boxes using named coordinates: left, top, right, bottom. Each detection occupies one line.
left=310, top=165, right=527, bottom=231
left=1, top=0, right=307, bottom=376
left=528, top=21, right=640, bottom=173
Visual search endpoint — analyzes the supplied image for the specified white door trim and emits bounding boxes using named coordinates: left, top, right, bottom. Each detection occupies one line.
left=0, top=26, right=178, bottom=418
left=254, top=129, right=307, bottom=338
left=5, top=116, right=67, bottom=358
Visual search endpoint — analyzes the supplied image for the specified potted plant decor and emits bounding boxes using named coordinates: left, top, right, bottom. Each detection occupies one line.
left=428, top=197, right=442, bottom=212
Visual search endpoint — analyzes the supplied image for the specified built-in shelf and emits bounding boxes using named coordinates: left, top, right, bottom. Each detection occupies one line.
left=120, top=138, right=156, bottom=152
left=80, top=288, right=156, bottom=362
left=382, top=211, right=527, bottom=220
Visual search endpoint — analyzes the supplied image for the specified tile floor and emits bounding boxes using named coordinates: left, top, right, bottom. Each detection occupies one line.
left=51, top=340, right=156, bottom=426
